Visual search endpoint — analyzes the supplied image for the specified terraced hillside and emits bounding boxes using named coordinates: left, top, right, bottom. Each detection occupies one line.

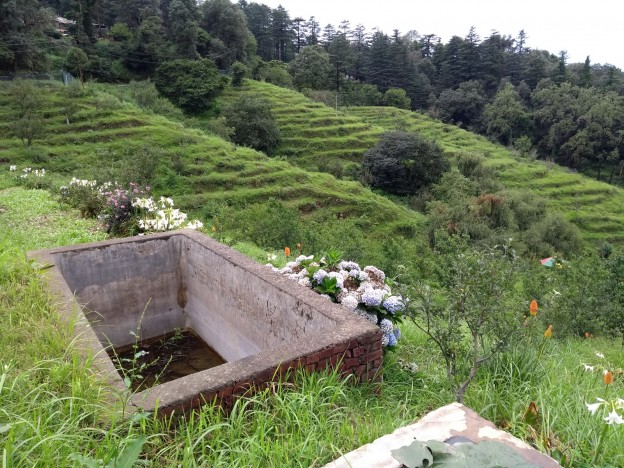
left=349, top=107, right=624, bottom=246
left=0, top=82, right=426, bottom=269
left=220, top=81, right=384, bottom=171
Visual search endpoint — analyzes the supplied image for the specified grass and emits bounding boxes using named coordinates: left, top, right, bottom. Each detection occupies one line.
left=1, top=187, right=623, bottom=466
left=348, top=106, right=624, bottom=246
left=2, top=81, right=624, bottom=466
left=0, top=81, right=427, bottom=277
left=219, top=81, right=385, bottom=171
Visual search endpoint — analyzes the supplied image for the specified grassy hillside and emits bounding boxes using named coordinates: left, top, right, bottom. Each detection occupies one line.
left=348, top=107, right=624, bottom=246
left=0, top=81, right=426, bottom=272
left=220, top=80, right=384, bottom=171
left=219, top=81, right=624, bottom=246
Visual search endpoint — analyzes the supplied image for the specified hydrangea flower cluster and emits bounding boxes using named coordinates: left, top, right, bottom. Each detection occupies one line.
left=268, top=255, right=405, bottom=347
left=133, top=196, right=203, bottom=232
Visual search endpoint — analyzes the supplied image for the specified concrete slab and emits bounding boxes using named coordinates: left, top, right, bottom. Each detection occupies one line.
left=325, top=402, right=560, bottom=467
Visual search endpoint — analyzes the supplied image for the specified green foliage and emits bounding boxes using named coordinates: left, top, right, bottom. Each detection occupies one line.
left=11, top=114, right=45, bottom=148
left=289, top=45, right=332, bottom=90
left=383, top=88, right=411, bottom=110
left=363, top=131, right=449, bottom=195
left=260, top=60, right=293, bottom=88
left=223, top=94, right=280, bottom=154
left=522, top=214, right=583, bottom=257
left=409, top=240, right=523, bottom=402
left=230, top=61, right=248, bottom=87
left=155, top=59, right=227, bottom=113
left=228, top=199, right=301, bottom=249
left=128, top=80, right=184, bottom=119
left=64, top=47, right=89, bottom=83
left=92, top=91, right=121, bottom=115
left=527, top=251, right=624, bottom=340
left=482, top=82, right=531, bottom=145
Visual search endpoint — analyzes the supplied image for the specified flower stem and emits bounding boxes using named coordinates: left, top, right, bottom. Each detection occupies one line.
left=593, top=423, right=609, bottom=465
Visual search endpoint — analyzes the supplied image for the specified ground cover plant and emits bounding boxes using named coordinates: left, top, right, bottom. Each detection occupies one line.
left=1, top=80, right=624, bottom=466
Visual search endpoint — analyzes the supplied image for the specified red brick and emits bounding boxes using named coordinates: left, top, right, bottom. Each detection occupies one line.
left=329, top=354, right=340, bottom=366
left=306, top=363, right=316, bottom=373
left=370, top=340, right=382, bottom=352
left=367, top=349, right=383, bottom=362
left=333, top=342, right=350, bottom=354
left=344, top=357, right=360, bottom=368
left=306, top=352, right=320, bottom=365
left=318, top=347, right=335, bottom=361
left=218, top=386, right=233, bottom=398
left=354, top=364, right=366, bottom=376
left=373, top=358, right=382, bottom=367
left=352, top=346, right=366, bottom=357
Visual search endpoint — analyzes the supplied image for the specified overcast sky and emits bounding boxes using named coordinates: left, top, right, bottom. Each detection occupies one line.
left=257, top=0, right=623, bottom=69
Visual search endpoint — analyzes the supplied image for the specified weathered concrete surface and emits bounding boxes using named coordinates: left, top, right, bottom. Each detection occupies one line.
left=325, top=403, right=560, bottom=468
left=29, top=230, right=382, bottom=414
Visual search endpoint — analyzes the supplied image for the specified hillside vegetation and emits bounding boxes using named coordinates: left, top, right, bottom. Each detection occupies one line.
left=0, top=81, right=426, bottom=273
left=350, top=107, right=624, bottom=245
left=220, top=80, right=385, bottom=171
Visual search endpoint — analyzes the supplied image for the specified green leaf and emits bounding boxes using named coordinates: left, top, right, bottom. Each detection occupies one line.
left=68, top=453, right=101, bottom=468
left=123, top=376, right=131, bottom=388
left=391, top=440, right=434, bottom=468
left=109, top=435, right=147, bottom=468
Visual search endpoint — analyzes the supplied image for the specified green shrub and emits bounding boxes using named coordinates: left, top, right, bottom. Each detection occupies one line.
left=223, top=94, right=280, bottom=155
left=363, top=131, right=449, bottom=195
left=155, top=59, right=227, bottom=113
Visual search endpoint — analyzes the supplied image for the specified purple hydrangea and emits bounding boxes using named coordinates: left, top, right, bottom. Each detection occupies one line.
left=393, top=328, right=401, bottom=340
left=338, top=260, right=360, bottom=271
left=379, top=318, right=393, bottom=334
left=313, top=269, right=328, bottom=285
left=381, top=333, right=390, bottom=347
left=361, top=288, right=385, bottom=307
left=357, top=309, right=378, bottom=324
left=382, top=295, right=405, bottom=314
left=387, top=332, right=398, bottom=347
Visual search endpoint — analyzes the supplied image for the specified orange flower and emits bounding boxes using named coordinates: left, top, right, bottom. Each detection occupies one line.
left=529, top=299, right=538, bottom=316
left=603, top=370, right=614, bottom=385
left=544, top=324, right=553, bottom=338
left=284, top=246, right=291, bottom=257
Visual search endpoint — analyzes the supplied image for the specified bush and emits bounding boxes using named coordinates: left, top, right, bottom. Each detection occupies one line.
left=362, top=131, right=449, bottom=195
left=155, top=59, right=227, bottom=113
left=522, top=214, right=583, bottom=257
left=382, top=88, right=411, bottom=109
left=223, top=95, right=280, bottom=154
left=231, top=61, right=247, bottom=87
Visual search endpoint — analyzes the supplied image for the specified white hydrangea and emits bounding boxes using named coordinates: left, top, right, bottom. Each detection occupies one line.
left=340, top=295, right=359, bottom=310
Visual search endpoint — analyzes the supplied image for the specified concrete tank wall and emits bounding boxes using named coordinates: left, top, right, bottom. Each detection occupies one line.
left=52, top=237, right=186, bottom=348
left=178, top=237, right=337, bottom=362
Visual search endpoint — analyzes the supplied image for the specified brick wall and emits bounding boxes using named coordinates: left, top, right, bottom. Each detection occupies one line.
left=157, top=330, right=383, bottom=416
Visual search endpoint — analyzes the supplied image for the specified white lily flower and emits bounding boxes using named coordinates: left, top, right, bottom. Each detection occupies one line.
left=604, top=409, right=624, bottom=425
left=586, top=401, right=604, bottom=415
left=583, top=364, right=595, bottom=371
left=596, top=352, right=605, bottom=359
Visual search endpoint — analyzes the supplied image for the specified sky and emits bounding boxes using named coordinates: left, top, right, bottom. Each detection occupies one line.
left=257, top=0, right=624, bottom=69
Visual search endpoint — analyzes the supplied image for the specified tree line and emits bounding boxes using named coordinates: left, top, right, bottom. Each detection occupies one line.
left=3, top=0, right=624, bottom=178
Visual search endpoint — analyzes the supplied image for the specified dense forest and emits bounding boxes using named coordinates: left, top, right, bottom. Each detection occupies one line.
left=3, top=0, right=624, bottom=179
